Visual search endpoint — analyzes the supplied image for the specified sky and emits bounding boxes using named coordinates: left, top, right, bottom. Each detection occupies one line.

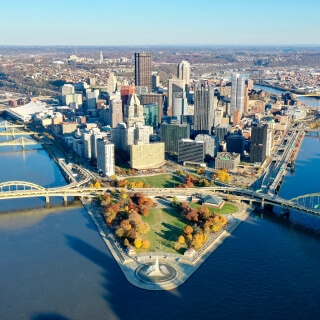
left=1, top=0, right=320, bottom=46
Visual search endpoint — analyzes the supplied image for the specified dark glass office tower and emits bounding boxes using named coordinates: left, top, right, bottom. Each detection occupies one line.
left=134, top=52, right=152, bottom=92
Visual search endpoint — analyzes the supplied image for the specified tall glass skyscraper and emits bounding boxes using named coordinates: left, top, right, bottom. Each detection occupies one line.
left=231, top=73, right=245, bottom=115
left=193, top=86, right=214, bottom=136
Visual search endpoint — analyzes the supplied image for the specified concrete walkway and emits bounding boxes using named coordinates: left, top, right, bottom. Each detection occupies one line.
left=83, top=199, right=252, bottom=291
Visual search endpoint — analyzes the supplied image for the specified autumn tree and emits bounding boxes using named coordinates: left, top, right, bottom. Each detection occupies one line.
left=183, top=225, right=193, bottom=235
left=186, top=210, right=199, bottom=222
left=116, top=227, right=125, bottom=238
left=123, top=238, right=130, bottom=247
left=141, top=239, right=151, bottom=249
left=120, top=219, right=132, bottom=231
left=178, top=235, right=186, bottom=244
left=198, top=205, right=211, bottom=220
left=140, top=206, right=149, bottom=217
left=134, top=238, right=142, bottom=249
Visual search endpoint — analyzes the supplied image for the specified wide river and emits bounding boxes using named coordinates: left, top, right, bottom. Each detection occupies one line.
left=1, top=114, right=320, bottom=320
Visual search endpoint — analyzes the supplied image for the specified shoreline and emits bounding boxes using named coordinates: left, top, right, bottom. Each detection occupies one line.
left=83, top=198, right=254, bottom=291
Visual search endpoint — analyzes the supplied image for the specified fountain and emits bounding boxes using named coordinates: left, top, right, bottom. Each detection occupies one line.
left=136, top=257, right=177, bottom=284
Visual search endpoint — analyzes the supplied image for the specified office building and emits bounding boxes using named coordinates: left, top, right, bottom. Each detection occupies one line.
left=215, top=124, right=231, bottom=142
left=178, top=139, right=205, bottom=163
left=135, top=52, right=152, bottom=92
left=214, top=108, right=223, bottom=127
left=172, top=89, right=187, bottom=123
left=193, top=86, right=214, bottom=136
left=160, top=122, right=190, bottom=153
left=177, top=60, right=190, bottom=85
left=63, top=93, right=82, bottom=108
left=130, top=141, right=165, bottom=170
left=106, top=72, right=117, bottom=94
left=215, top=152, right=240, bottom=170
left=143, top=103, right=159, bottom=129
left=125, top=94, right=144, bottom=126
left=152, top=74, right=160, bottom=89
left=109, top=98, right=123, bottom=128
left=86, top=89, right=99, bottom=109
left=250, top=123, right=268, bottom=163
left=140, top=93, right=164, bottom=124
left=82, top=128, right=107, bottom=160
left=167, top=79, right=185, bottom=110
left=61, top=84, right=75, bottom=96
left=231, top=73, right=245, bottom=116
left=97, top=138, right=115, bottom=176
left=195, top=134, right=219, bottom=158
left=227, top=134, right=245, bottom=158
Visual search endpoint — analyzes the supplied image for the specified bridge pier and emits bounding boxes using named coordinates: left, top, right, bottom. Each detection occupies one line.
left=63, top=195, right=68, bottom=206
left=45, top=195, right=50, bottom=205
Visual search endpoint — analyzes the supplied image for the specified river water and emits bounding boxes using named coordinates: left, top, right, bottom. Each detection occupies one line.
left=254, top=84, right=320, bottom=108
left=1, top=118, right=320, bottom=320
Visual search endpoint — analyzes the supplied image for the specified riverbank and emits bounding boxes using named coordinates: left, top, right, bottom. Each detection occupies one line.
left=83, top=198, right=253, bottom=290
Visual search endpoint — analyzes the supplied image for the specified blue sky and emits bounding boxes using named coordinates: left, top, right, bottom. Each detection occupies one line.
left=1, top=0, right=320, bottom=45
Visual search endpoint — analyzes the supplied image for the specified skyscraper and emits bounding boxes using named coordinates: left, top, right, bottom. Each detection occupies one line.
left=125, top=94, right=144, bottom=127
left=250, top=123, right=268, bottom=163
left=135, top=52, right=152, bottom=92
left=177, top=60, right=190, bottom=85
left=231, top=73, right=245, bottom=116
left=193, top=86, right=214, bottom=136
left=109, top=98, right=123, bottom=128
left=97, top=137, right=115, bottom=176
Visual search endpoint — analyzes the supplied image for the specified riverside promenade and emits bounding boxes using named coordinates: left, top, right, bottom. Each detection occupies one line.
left=83, top=199, right=253, bottom=291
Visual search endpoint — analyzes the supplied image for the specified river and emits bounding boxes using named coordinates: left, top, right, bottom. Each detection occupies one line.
left=1, top=119, right=320, bottom=319
left=254, top=84, right=320, bottom=108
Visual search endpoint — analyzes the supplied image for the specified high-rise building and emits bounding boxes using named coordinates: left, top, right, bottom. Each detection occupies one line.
left=140, top=93, right=164, bottom=124
left=97, top=138, right=115, bottom=176
left=177, top=60, right=190, bottom=85
left=125, top=94, right=144, bottom=126
left=231, top=73, right=245, bottom=116
left=120, top=85, right=136, bottom=113
left=152, top=74, right=160, bottom=89
left=250, top=123, right=268, bottom=163
left=227, top=134, right=245, bottom=158
left=178, top=139, right=205, bottom=163
left=172, top=87, right=187, bottom=123
left=130, top=141, right=165, bottom=169
left=167, top=79, right=185, bottom=110
left=193, top=86, right=214, bottom=136
left=99, top=51, right=103, bottom=63
left=61, top=84, right=75, bottom=96
left=195, top=134, right=219, bottom=158
left=215, top=124, right=231, bottom=142
left=160, top=122, right=190, bottom=153
left=109, top=98, right=123, bottom=128
left=82, top=128, right=107, bottom=160
left=143, top=103, right=159, bottom=129
left=214, top=108, right=223, bottom=127
left=135, top=52, right=152, bottom=92
left=106, top=72, right=117, bottom=94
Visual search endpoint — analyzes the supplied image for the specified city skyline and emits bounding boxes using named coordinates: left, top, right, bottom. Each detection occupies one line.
left=1, top=0, right=320, bottom=46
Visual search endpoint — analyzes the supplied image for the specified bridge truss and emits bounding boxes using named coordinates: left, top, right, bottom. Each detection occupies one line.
left=0, top=137, right=43, bottom=148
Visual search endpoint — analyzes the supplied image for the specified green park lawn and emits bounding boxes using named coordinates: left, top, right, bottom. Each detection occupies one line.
left=189, top=202, right=238, bottom=215
left=126, top=174, right=182, bottom=188
left=136, top=207, right=188, bottom=254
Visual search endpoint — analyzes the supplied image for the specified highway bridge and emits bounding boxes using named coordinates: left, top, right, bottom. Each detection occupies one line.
left=0, top=137, right=43, bottom=149
left=0, top=181, right=320, bottom=217
left=0, top=127, right=36, bottom=137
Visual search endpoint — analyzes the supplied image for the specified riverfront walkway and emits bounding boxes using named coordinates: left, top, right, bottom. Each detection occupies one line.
left=83, top=198, right=252, bottom=290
